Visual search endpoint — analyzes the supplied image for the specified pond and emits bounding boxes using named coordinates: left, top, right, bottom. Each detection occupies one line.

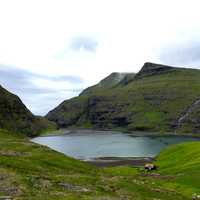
left=31, top=130, right=200, bottom=160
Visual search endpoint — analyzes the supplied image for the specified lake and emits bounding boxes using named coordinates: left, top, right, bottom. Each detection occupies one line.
left=31, top=130, right=200, bottom=160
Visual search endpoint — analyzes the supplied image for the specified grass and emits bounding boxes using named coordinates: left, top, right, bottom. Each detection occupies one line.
left=0, top=129, right=199, bottom=199
left=154, top=142, right=200, bottom=196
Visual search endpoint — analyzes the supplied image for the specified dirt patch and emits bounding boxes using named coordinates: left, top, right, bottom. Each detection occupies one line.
left=0, top=150, right=25, bottom=157
left=58, top=182, right=90, bottom=192
left=85, top=157, right=154, bottom=167
left=140, top=173, right=175, bottom=180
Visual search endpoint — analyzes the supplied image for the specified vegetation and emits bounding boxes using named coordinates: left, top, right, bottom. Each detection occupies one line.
left=0, top=85, right=56, bottom=136
left=0, top=129, right=199, bottom=199
left=1, top=62, right=200, bottom=199
left=47, top=62, right=200, bottom=134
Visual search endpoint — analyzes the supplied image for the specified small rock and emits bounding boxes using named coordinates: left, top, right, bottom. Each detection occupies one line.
left=0, top=150, right=23, bottom=157
left=152, top=188, right=162, bottom=193
left=0, top=175, right=7, bottom=181
left=0, top=196, right=12, bottom=200
left=77, top=188, right=90, bottom=192
left=58, top=182, right=74, bottom=190
left=192, top=193, right=200, bottom=200
left=58, top=182, right=90, bottom=192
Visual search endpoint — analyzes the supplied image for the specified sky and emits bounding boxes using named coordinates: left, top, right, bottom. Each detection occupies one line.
left=0, top=0, right=200, bottom=115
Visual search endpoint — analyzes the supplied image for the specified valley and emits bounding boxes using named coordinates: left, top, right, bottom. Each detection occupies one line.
left=0, top=62, right=200, bottom=199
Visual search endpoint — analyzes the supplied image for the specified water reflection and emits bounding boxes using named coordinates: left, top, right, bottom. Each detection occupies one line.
left=31, top=131, right=200, bottom=160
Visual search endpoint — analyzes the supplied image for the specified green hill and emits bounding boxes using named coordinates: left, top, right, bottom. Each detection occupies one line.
left=0, top=129, right=199, bottom=199
left=0, top=85, right=55, bottom=136
left=154, top=142, right=200, bottom=197
left=46, top=62, right=200, bottom=134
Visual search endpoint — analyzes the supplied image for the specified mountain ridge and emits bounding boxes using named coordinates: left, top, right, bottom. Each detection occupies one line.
left=46, top=62, right=200, bottom=134
left=80, top=72, right=136, bottom=96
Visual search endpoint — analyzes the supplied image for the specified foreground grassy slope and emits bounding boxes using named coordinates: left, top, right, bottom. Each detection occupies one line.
left=155, top=142, right=200, bottom=196
left=0, top=85, right=56, bottom=136
left=47, top=62, right=200, bottom=134
left=0, top=129, right=199, bottom=200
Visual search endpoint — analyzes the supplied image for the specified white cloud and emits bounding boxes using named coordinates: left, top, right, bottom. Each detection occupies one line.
left=0, top=0, right=200, bottom=115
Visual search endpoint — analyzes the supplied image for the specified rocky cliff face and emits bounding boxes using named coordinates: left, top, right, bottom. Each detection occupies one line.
left=135, top=62, right=177, bottom=78
left=0, top=85, right=55, bottom=136
left=46, top=62, right=200, bottom=134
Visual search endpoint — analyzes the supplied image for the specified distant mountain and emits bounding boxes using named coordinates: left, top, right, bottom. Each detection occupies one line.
left=46, top=62, right=200, bottom=134
left=0, top=85, right=55, bottom=136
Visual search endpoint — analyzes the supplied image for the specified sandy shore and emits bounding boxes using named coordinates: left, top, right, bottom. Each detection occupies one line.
left=84, top=157, right=154, bottom=167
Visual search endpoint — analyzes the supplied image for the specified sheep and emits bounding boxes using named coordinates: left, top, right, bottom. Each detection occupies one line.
left=144, top=163, right=157, bottom=171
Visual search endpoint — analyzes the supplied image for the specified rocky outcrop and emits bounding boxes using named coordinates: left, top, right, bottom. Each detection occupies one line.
left=172, top=97, right=200, bottom=133
left=135, top=62, right=178, bottom=79
left=175, top=98, right=200, bottom=128
left=46, top=95, right=130, bottom=129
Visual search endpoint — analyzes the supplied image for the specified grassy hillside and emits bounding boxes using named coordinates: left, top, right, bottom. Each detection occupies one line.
left=0, top=85, right=56, bottom=136
left=154, top=142, right=200, bottom=197
left=46, top=62, right=200, bottom=134
left=0, top=129, right=199, bottom=199
left=80, top=72, right=136, bottom=96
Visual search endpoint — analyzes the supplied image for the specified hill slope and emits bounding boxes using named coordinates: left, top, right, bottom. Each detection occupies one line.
left=0, top=85, right=55, bottom=136
left=154, top=142, right=200, bottom=197
left=80, top=72, right=136, bottom=96
left=46, top=62, right=200, bottom=134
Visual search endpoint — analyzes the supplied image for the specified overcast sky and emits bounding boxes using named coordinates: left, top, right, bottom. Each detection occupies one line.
left=0, top=0, right=200, bottom=115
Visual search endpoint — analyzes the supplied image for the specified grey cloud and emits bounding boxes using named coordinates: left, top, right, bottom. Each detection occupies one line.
left=0, top=65, right=84, bottom=94
left=0, top=65, right=84, bottom=115
left=70, top=36, right=98, bottom=52
left=158, top=42, right=200, bottom=67
left=46, top=75, right=84, bottom=83
left=24, top=88, right=83, bottom=95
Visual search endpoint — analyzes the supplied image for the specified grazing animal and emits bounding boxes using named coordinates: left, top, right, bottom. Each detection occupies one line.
left=144, top=163, right=157, bottom=171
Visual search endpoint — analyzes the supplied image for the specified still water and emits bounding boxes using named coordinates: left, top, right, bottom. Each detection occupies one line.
left=31, top=131, right=200, bottom=160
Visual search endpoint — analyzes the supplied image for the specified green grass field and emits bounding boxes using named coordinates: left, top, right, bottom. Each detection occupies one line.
left=0, top=129, right=199, bottom=199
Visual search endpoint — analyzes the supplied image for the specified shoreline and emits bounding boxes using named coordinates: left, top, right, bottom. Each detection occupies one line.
left=84, top=157, right=154, bottom=167
left=39, top=128, right=200, bottom=138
